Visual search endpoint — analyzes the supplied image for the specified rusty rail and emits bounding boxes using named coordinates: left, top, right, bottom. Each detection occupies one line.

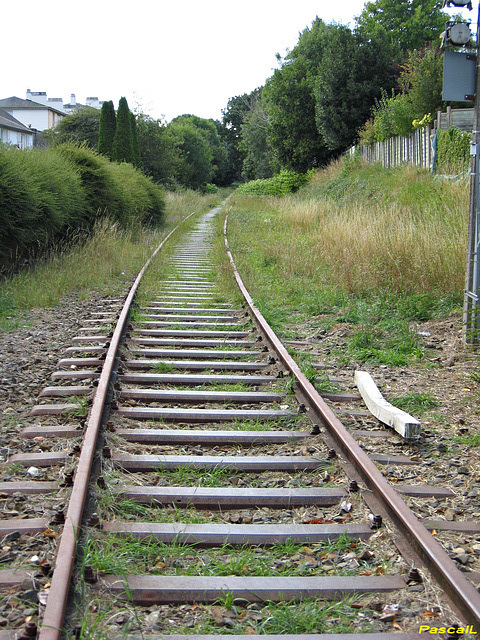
left=224, top=213, right=480, bottom=628
left=39, top=213, right=197, bottom=640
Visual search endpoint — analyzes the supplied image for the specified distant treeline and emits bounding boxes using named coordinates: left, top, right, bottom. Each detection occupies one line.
left=46, top=1, right=453, bottom=191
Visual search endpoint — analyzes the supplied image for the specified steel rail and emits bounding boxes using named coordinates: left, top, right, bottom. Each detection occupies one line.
left=39, top=212, right=198, bottom=640
left=224, top=213, right=480, bottom=629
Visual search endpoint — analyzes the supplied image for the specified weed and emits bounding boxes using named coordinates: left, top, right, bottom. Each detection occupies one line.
left=451, top=432, right=480, bottom=447
left=68, top=394, right=90, bottom=417
left=152, top=361, right=175, bottom=373
left=391, top=392, right=439, bottom=415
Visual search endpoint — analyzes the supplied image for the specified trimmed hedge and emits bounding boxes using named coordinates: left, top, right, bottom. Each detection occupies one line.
left=0, top=143, right=165, bottom=269
left=236, top=170, right=312, bottom=196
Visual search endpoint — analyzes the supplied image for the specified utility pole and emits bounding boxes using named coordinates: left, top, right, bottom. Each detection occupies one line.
left=464, top=2, right=480, bottom=343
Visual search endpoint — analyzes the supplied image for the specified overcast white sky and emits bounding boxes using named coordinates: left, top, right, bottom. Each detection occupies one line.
left=4, top=1, right=369, bottom=122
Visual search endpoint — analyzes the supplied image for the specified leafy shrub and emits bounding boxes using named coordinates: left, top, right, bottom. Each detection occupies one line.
left=202, top=183, right=220, bottom=194
left=236, top=170, right=311, bottom=196
left=55, top=143, right=122, bottom=225
left=0, top=142, right=165, bottom=270
left=436, top=127, right=471, bottom=174
left=0, top=145, right=85, bottom=266
left=106, top=162, right=165, bottom=227
left=55, top=143, right=165, bottom=227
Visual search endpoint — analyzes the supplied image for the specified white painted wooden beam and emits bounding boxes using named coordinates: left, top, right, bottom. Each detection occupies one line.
left=354, top=370, right=421, bottom=440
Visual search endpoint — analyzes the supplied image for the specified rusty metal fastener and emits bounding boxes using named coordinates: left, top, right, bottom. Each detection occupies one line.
left=40, top=562, right=52, bottom=576
left=327, top=448, right=337, bottom=459
left=310, top=424, right=321, bottom=436
left=407, top=567, right=423, bottom=583
left=62, top=471, right=75, bottom=486
left=89, top=513, right=100, bottom=527
left=298, top=403, right=306, bottom=413
left=51, top=510, right=65, bottom=525
left=84, top=565, right=97, bottom=584
left=97, top=476, right=106, bottom=489
left=103, top=446, right=112, bottom=458
left=349, top=480, right=359, bottom=492
left=370, top=514, right=383, bottom=530
left=19, top=621, right=37, bottom=639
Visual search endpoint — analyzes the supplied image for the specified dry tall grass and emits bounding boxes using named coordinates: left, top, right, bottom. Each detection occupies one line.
left=231, top=163, right=469, bottom=298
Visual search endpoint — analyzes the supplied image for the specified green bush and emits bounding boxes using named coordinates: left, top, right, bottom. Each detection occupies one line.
left=55, top=143, right=122, bottom=225
left=55, top=143, right=165, bottom=227
left=106, top=161, right=165, bottom=227
left=0, top=146, right=85, bottom=266
left=436, top=127, right=471, bottom=174
left=0, top=142, right=165, bottom=270
left=236, top=170, right=311, bottom=196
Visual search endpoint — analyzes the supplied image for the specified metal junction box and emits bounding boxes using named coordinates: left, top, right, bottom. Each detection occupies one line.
left=443, top=50, right=476, bottom=101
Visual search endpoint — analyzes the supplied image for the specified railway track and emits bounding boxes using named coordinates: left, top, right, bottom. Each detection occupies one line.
left=1, top=204, right=480, bottom=639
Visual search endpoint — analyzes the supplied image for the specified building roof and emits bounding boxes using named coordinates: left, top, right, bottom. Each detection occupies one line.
left=0, top=96, right=65, bottom=116
left=0, top=107, right=33, bottom=134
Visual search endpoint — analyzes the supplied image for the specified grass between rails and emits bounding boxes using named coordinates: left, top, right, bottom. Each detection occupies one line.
left=84, top=533, right=379, bottom=578
left=224, top=159, right=467, bottom=368
left=0, top=189, right=227, bottom=331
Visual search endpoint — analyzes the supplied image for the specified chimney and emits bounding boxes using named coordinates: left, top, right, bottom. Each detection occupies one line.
left=70, top=94, right=76, bottom=106
left=26, top=89, right=32, bottom=101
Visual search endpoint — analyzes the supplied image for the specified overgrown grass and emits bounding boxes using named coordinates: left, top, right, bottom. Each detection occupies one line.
left=226, top=158, right=466, bottom=365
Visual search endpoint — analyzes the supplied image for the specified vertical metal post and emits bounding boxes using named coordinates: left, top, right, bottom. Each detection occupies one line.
left=464, top=2, right=480, bottom=343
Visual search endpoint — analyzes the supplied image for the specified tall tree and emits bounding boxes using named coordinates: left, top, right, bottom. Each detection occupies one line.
left=166, top=121, right=213, bottom=189
left=221, top=88, right=263, bottom=182
left=314, top=27, right=396, bottom=152
left=136, top=114, right=176, bottom=185
left=240, top=97, right=274, bottom=180
left=355, top=0, right=448, bottom=56
left=262, top=19, right=340, bottom=171
left=130, top=111, right=142, bottom=169
left=111, top=97, right=134, bottom=164
left=98, top=100, right=116, bottom=158
left=171, top=115, right=227, bottom=185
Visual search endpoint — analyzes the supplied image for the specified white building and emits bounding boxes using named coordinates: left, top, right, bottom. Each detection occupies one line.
left=0, top=108, right=34, bottom=149
left=0, top=93, right=65, bottom=131
left=63, top=93, right=104, bottom=114
left=0, top=90, right=106, bottom=129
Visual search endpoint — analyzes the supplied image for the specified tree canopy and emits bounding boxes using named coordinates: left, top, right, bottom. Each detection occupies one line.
left=355, top=0, right=448, bottom=56
left=44, top=107, right=101, bottom=148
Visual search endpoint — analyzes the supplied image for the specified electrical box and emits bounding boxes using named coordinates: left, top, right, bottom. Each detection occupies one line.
left=443, top=50, right=476, bottom=101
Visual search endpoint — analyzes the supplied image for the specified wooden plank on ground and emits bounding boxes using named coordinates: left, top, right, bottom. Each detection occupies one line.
left=354, top=370, right=421, bottom=439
